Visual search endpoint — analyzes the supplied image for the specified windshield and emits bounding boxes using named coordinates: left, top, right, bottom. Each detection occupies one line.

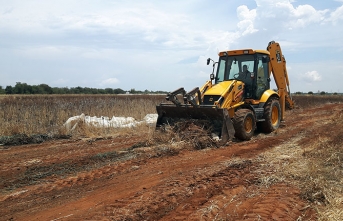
left=215, top=55, right=255, bottom=83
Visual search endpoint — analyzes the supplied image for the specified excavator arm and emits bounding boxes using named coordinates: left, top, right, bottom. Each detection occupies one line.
left=267, top=41, right=294, bottom=120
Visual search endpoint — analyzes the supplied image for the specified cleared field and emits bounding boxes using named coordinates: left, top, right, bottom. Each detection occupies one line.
left=0, top=95, right=343, bottom=220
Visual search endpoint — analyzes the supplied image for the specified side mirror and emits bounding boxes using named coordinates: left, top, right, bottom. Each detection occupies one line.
left=210, top=73, right=215, bottom=80
left=207, top=58, right=211, bottom=65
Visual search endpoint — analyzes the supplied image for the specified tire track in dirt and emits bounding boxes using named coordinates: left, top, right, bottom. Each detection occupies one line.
left=83, top=104, right=337, bottom=220
left=0, top=136, right=142, bottom=171
left=0, top=136, right=142, bottom=192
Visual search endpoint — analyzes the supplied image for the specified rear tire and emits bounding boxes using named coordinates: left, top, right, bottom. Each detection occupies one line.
left=233, top=109, right=256, bottom=140
left=260, top=98, right=281, bottom=133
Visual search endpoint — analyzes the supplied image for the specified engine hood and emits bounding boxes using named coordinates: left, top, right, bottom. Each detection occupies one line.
left=204, top=80, right=236, bottom=96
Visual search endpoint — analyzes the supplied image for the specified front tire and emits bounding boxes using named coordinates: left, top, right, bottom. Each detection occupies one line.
left=233, top=109, right=256, bottom=140
left=260, top=98, right=281, bottom=133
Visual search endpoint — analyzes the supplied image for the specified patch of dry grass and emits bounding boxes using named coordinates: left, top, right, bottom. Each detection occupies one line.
left=131, top=120, right=219, bottom=152
left=293, top=95, right=343, bottom=109
left=257, top=108, right=343, bottom=220
left=302, top=141, right=343, bottom=220
left=0, top=94, right=220, bottom=150
left=1, top=94, right=342, bottom=138
left=0, top=94, right=165, bottom=137
left=129, top=126, right=217, bottom=155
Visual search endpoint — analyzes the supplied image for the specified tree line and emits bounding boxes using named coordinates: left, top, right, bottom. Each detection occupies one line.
left=0, top=82, right=168, bottom=95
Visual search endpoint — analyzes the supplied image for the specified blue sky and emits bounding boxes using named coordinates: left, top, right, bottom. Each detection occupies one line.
left=1, top=0, right=343, bottom=93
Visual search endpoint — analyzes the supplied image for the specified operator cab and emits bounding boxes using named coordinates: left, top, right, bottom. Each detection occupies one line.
left=215, top=51, right=270, bottom=100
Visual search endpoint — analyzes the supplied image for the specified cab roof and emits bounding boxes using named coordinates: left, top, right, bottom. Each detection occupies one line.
left=218, top=49, right=270, bottom=57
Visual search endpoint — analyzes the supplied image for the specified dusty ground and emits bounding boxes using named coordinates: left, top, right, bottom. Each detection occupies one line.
left=1, top=103, right=342, bottom=221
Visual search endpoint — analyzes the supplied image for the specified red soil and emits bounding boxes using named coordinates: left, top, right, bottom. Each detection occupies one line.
left=1, top=103, right=341, bottom=221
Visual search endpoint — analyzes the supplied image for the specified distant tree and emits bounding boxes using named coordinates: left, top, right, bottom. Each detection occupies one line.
left=82, top=87, right=92, bottom=94
left=308, top=91, right=313, bottom=95
left=333, top=92, right=338, bottom=95
left=31, top=85, right=41, bottom=94
left=5, top=86, right=13, bottom=94
left=105, top=88, right=114, bottom=94
left=52, top=87, right=69, bottom=94
left=1, top=82, right=165, bottom=95
left=51, top=87, right=65, bottom=94
left=90, top=88, right=99, bottom=94
left=320, top=91, right=326, bottom=95
left=13, top=82, right=21, bottom=94
left=113, top=88, right=125, bottom=94
left=38, top=84, right=53, bottom=94
left=295, top=91, right=302, bottom=95
left=70, top=86, right=83, bottom=94
left=155, top=90, right=169, bottom=94
left=13, top=82, right=36, bottom=94
left=98, top=89, right=106, bottom=94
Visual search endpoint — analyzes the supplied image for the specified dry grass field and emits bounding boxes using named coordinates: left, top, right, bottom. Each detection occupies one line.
left=0, top=94, right=165, bottom=138
left=0, top=94, right=343, bottom=220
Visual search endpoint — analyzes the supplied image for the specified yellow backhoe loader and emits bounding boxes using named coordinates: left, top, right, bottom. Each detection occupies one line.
left=156, top=41, right=294, bottom=144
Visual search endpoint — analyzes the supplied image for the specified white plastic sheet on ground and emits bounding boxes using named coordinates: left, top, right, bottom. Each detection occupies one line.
left=64, top=113, right=158, bottom=132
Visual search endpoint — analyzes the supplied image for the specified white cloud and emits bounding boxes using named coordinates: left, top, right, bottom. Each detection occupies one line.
left=291, top=5, right=328, bottom=27
left=0, top=1, right=202, bottom=51
left=326, top=5, right=343, bottom=24
left=236, top=5, right=258, bottom=36
left=0, top=0, right=342, bottom=92
left=301, top=71, right=322, bottom=82
left=16, top=46, right=65, bottom=59
left=54, top=78, right=69, bottom=85
left=253, top=0, right=328, bottom=33
left=100, top=78, right=120, bottom=86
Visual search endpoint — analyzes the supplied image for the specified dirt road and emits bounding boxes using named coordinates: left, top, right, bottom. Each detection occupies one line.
left=1, top=103, right=342, bottom=220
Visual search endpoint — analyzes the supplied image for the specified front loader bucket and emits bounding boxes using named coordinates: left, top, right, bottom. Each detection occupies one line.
left=156, top=104, right=235, bottom=145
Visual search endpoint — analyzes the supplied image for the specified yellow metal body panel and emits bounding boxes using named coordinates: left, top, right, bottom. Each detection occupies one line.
left=203, top=81, right=233, bottom=95
left=218, top=49, right=269, bottom=56
left=255, top=49, right=270, bottom=55
left=203, top=80, right=245, bottom=118
left=259, top=89, right=279, bottom=103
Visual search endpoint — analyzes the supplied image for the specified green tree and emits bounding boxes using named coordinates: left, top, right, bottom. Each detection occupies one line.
left=82, top=87, right=91, bottom=94
left=38, top=84, right=53, bottom=94
left=5, top=86, right=13, bottom=94
left=14, top=82, right=34, bottom=94
left=105, top=88, right=114, bottom=94
left=113, top=88, right=125, bottom=94
left=70, top=86, right=83, bottom=94
left=0, top=86, right=5, bottom=94
left=320, top=91, right=326, bottom=95
left=308, top=91, right=313, bottom=95
left=51, top=87, right=63, bottom=94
